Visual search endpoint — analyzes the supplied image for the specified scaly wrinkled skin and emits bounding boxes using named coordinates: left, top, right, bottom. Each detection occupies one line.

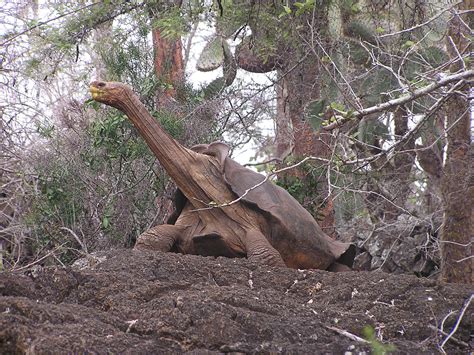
left=90, top=81, right=355, bottom=270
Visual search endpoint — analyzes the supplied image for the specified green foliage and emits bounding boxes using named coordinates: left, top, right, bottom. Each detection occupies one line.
left=216, top=0, right=248, bottom=37
left=358, top=68, right=397, bottom=106
left=340, top=0, right=362, bottom=16
left=293, top=0, right=316, bottom=16
left=279, top=5, right=292, bottom=18
left=152, top=8, right=186, bottom=39
left=36, top=122, right=56, bottom=139
left=279, top=0, right=317, bottom=18
left=26, top=162, right=84, bottom=264
left=151, top=110, right=184, bottom=139
left=276, top=161, right=327, bottom=218
left=100, top=33, right=158, bottom=101
left=305, top=99, right=327, bottom=130
left=421, top=47, right=449, bottom=67
left=26, top=110, right=161, bottom=261
left=363, top=326, right=396, bottom=355
left=357, top=117, right=389, bottom=145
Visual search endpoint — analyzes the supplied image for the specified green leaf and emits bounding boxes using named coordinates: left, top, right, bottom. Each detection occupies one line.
left=402, top=40, right=415, bottom=49
left=330, top=101, right=345, bottom=111
left=351, top=3, right=360, bottom=13
left=102, top=216, right=110, bottom=229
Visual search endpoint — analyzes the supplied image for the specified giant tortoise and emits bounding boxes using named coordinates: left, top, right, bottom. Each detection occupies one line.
left=90, top=81, right=355, bottom=270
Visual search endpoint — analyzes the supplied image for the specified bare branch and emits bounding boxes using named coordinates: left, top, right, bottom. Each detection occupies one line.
left=323, top=69, right=474, bottom=130
left=243, top=157, right=283, bottom=167
left=379, top=4, right=463, bottom=39
left=440, top=294, right=473, bottom=349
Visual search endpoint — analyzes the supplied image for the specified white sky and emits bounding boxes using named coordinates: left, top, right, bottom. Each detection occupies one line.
left=183, top=22, right=275, bottom=166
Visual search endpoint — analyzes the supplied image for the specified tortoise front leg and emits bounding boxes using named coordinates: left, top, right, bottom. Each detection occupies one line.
left=244, top=229, right=286, bottom=267
left=134, top=224, right=189, bottom=252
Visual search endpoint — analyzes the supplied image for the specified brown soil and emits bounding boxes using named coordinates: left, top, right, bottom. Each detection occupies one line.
left=0, top=249, right=472, bottom=354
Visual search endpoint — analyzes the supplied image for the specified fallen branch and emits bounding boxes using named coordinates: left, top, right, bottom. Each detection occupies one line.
left=325, top=325, right=369, bottom=344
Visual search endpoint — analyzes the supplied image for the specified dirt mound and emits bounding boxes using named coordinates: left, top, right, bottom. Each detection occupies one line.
left=0, top=249, right=472, bottom=353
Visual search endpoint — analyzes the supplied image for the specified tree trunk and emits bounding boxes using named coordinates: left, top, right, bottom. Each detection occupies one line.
left=439, top=1, right=472, bottom=283
left=152, top=28, right=184, bottom=107
left=274, top=73, right=292, bottom=160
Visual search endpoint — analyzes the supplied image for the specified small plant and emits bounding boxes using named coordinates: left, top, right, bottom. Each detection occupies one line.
left=362, top=326, right=396, bottom=355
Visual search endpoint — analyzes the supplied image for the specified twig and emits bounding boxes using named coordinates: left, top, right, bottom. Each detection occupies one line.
left=448, top=36, right=466, bottom=71
left=12, top=243, right=67, bottom=272
left=190, top=156, right=328, bottom=212
left=325, top=325, right=369, bottom=344
left=439, top=240, right=472, bottom=247
left=1, top=2, right=143, bottom=47
left=456, top=255, right=474, bottom=263
left=379, top=4, right=462, bottom=38
left=440, top=294, right=473, bottom=349
left=60, top=227, right=88, bottom=254
left=440, top=310, right=457, bottom=334
left=1, top=2, right=100, bottom=47
left=244, top=157, right=282, bottom=167
left=427, top=325, right=469, bottom=348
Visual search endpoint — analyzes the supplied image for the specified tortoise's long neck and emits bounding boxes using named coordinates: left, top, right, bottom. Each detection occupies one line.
left=118, top=90, right=198, bottom=190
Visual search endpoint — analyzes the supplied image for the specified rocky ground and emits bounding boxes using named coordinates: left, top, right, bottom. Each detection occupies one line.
left=0, top=249, right=472, bottom=354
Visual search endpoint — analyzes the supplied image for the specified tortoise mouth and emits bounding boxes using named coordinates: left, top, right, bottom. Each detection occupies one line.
left=89, top=81, right=107, bottom=99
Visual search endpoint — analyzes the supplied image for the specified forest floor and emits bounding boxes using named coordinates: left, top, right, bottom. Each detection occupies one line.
left=0, top=249, right=472, bottom=354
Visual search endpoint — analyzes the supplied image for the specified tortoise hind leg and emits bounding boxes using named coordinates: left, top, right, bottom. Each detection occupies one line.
left=244, top=229, right=286, bottom=267
left=134, top=224, right=188, bottom=252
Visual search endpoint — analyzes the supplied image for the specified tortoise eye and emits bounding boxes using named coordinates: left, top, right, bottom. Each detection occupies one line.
left=96, top=82, right=106, bottom=88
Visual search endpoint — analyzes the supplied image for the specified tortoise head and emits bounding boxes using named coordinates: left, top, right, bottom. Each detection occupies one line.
left=89, top=81, right=133, bottom=110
